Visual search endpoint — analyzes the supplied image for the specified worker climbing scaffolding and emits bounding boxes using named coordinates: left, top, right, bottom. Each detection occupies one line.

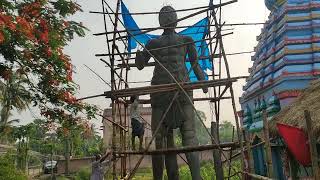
left=130, top=95, right=145, bottom=151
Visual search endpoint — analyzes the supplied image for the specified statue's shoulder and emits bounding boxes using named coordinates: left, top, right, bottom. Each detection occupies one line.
left=145, top=38, right=159, bottom=49
left=180, top=35, right=194, bottom=43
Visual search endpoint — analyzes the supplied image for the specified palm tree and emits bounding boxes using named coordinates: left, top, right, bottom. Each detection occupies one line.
left=0, top=72, right=31, bottom=130
left=0, top=118, right=20, bottom=144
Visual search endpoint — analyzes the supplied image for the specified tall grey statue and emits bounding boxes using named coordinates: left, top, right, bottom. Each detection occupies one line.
left=135, top=6, right=207, bottom=180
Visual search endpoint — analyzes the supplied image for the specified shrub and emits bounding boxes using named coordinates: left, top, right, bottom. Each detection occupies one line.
left=0, top=152, right=27, bottom=180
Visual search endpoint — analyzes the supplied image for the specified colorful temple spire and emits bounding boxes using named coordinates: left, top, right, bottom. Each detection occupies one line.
left=239, top=1, right=320, bottom=178
left=240, top=0, right=320, bottom=124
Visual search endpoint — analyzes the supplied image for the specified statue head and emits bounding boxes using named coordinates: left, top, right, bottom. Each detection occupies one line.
left=159, top=6, right=177, bottom=29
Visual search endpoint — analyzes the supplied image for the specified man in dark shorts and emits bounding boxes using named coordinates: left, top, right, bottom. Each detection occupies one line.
left=130, top=95, right=145, bottom=150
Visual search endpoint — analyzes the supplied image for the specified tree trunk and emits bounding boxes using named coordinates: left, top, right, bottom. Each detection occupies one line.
left=65, top=138, right=70, bottom=175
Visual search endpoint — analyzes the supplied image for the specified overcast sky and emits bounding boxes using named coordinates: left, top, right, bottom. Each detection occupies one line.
left=14, top=0, right=269, bottom=132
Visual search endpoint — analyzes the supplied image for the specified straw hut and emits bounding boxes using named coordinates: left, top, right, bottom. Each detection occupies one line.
left=269, top=79, right=320, bottom=140
left=265, top=79, right=320, bottom=179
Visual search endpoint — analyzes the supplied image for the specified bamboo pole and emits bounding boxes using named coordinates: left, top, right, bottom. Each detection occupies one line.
left=263, top=110, right=274, bottom=178
left=116, top=142, right=240, bottom=155
left=127, top=97, right=232, bottom=104
left=227, top=126, right=235, bottom=180
left=94, top=0, right=237, bottom=37
left=242, top=172, right=273, bottom=180
left=92, top=23, right=264, bottom=36
left=304, top=110, right=320, bottom=180
left=110, top=0, right=121, bottom=179
left=92, top=5, right=210, bottom=15
left=115, top=50, right=253, bottom=64
left=103, top=77, right=241, bottom=98
left=211, top=9, right=246, bottom=174
left=211, top=121, right=224, bottom=180
left=244, top=129, right=254, bottom=174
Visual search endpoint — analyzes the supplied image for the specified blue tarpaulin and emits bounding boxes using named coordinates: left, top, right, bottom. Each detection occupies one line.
left=121, top=1, right=212, bottom=81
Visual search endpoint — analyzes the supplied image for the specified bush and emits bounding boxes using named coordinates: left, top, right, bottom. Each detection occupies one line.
left=0, top=152, right=27, bottom=180
left=75, top=167, right=91, bottom=180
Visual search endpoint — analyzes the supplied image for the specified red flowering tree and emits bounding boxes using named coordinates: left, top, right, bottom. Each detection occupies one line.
left=0, top=0, right=97, bottom=133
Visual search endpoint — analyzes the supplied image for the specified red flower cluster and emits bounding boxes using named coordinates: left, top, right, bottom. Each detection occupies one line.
left=16, top=16, right=35, bottom=40
left=20, top=1, right=42, bottom=19
left=0, top=30, right=4, bottom=44
left=61, top=91, right=77, bottom=104
left=39, top=18, right=49, bottom=44
left=0, top=14, right=16, bottom=31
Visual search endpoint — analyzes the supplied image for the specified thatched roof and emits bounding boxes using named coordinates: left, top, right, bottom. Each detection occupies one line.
left=269, top=79, right=320, bottom=139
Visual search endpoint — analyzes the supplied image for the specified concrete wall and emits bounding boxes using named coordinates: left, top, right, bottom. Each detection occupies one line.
left=57, top=157, right=94, bottom=174
left=102, top=104, right=154, bottom=149
left=56, top=150, right=216, bottom=174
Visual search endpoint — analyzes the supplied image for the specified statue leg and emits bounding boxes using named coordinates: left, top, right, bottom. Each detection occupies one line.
left=151, top=107, right=165, bottom=180
left=165, top=128, right=179, bottom=180
left=180, top=104, right=201, bottom=180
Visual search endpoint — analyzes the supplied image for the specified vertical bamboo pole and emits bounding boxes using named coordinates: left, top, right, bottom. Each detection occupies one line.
left=262, top=110, right=273, bottom=178
left=227, top=126, right=235, bottom=180
left=211, top=12, right=245, bottom=174
left=211, top=121, right=224, bottom=180
left=110, top=0, right=121, bottom=179
left=244, top=129, right=254, bottom=175
left=304, top=110, right=320, bottom=180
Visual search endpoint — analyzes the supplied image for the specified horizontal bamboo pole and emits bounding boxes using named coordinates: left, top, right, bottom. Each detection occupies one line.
left=91, top=5, right=209, bottom=16
left=95, top=35, right=222, bottom=57
left=116, top=142, right=240, bottom=155
left=104, top=77, right=246, bottom=98
left=122, top=96, right=232, bottom=104
left=115, top=51, right=254, bottom=65
left=93, top=23, right=262, bottom=36
left=242, top=172, right=273, bottom=180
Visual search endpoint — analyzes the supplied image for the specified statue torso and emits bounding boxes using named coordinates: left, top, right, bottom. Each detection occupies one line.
left=146, top=32, right=193, bottom=109
left=148, top=33, right=190, bottom=85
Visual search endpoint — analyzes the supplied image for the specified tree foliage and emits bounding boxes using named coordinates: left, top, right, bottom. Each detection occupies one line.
left=0, top=0, right=97, bottom=132
left=0, top=72, right=30, bottom=128
left=0, top=152, right=27, bottom=180
left=174, top=110, right=211, bottom=146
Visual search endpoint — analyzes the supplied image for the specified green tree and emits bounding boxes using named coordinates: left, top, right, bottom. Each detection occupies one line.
left=0, top=0, right=97, bottom=137
left=219, top=121, right=235, bottom=143
left=0, top=118, right=20, bottom=143
left=195, top=110, right=210, bottom=145
left=12, top=124, right=33, bottom=171
left=0, top=73, right=30, bottom=130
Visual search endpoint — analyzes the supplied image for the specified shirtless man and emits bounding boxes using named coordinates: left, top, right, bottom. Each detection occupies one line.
left=135, top=6, right=207, bottom=180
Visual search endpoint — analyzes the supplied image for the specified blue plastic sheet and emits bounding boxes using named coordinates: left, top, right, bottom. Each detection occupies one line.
left=121, top=1, right=212, bottom=81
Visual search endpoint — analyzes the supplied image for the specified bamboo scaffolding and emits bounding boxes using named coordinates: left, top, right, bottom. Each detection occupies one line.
left=93, top=0, right=251, bottom=179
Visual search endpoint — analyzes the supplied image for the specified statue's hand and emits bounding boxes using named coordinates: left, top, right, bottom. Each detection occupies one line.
left=202, top=87, right=208, bottom=94
left=135, top=50, right=145, bottom=70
